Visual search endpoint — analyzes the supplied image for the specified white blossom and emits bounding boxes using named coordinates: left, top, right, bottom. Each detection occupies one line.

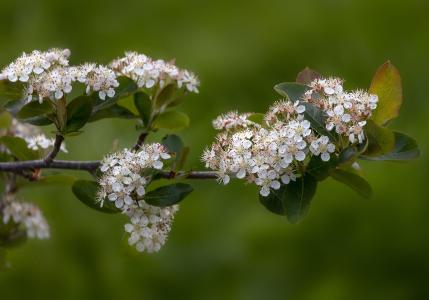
left=1, top=195, right=50, bottom=239
left=110, top=51, right=199, bottom=93
left=123, top=201, right=179, bottom=253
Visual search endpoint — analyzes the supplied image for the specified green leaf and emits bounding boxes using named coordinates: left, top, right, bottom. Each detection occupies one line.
left=0, top=136, right=39, bottom=160
left=363, top=120, right=395, bottom=156
left=17, top=100, right=52, bottom=119
left=89, top=104, right=136, bottom=122
left=369, top=61, right=402, bottom=126
left=153, top=110, right=190, bottom=131
left=247, top=113, right=265, bottom=125
left=155, top=84, right=176, bottom=108
left=134, top=92, right=152, bottom=126
left=301, top=102, right=337, bottom=141
left=65, top=96, right=93, bottom=133
left=259, top=175, right=318, bottom=223
left=331, top=169, right=372, bottom=198
left=0, top=111, right=12, bottom=128
left=16, top=100, right=54, bottom=125
left=296, top=67, right=321, bottom=84
left=71, top=180, right=121, bottom=214
left=144, top=183, right=193, bottom=207
left=360, top=132, right=419, bottom=161
left=162, top=134, right=184, bottom=170
left=307, top=155, right=338, bottom=181
left=273, top=82, right=310, bottom=102
left=0, top=81, right=24, bottom=107
left=92, top=76, right=138, bottom=111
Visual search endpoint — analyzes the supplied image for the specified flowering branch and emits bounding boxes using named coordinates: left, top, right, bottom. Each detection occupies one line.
left=0, top=48, right=419, bottom=259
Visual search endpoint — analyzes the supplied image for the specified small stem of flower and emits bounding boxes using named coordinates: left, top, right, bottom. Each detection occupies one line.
left=44, top=134, right=64, bottom=165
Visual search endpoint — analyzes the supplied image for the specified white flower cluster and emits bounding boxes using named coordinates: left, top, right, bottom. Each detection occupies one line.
left=203, top=77, right=377, bottom=197
left=304, top=77, right=378, bottom=144
left=212, top=111, right=257, bottom=131
left=0, top=49, right=119, bottom=102
left=4, top=119, right=68, bottom=153
left=124, top=201, right=179, bottom=253
left=110, top=51, right=199, bottom=93
left=97, top=144, right=178, bottom=253
left=0, top=48, right=70, bottom=82
left=1, top=195, right=50, bottom=239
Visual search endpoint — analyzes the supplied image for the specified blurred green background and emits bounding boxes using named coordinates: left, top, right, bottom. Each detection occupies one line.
left=1, top=0, right=428, bottom=299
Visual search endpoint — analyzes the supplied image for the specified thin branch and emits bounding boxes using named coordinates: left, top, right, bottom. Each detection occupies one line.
left=44, top=134, right=64, bottom=164
left=133, top=132, right=148, bottom=150
left=0, top=159, right=218, bottom=179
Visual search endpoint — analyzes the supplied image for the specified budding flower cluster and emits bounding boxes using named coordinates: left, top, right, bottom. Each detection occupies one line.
left=97, top=144, right=178, bottom=253
left=0, top=49, right=119, bottom=102
left=1, top=194, right=50, bottom=240
left=110, top=51, right=199, bottom=93
left=202, top=77, right=377, bottom=197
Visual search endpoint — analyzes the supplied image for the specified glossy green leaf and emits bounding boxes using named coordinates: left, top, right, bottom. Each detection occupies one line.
left=369, top=61, right=402, bottom=126
left=155, top=84, right=176, bottom=108
left=162, top=134, right=184, bottom=170
left=89, top=104, right=136, bottom=122
left=153, top=110, right=190, bottom=131
left=273, top=82, right=310, bottom=102
left=363, top=119, right=395, bottom=156
left=259, top=175, right=318, bottom=223
left=296, top=67, right=321, bottom=84
left=0, top=81, right=24, bottom=107
left=360, top=132, right=419, bottom=161
left=331, top=169, right=372, bottom=198
left=17, top=100, right=52, bottom=119
left=72, top=180, right=121, bottom=214
left=0, top=136, right=39, bottom=160
left=134, top=92, right=152, bottom=126
left=144, top=183, right=193, bottom=207
left=307, top=155, right=338, bottom=181
left=65, top=96, right=93, bottom=133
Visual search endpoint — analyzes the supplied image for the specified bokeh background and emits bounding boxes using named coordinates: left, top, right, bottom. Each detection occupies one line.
left=1, top=0, right=428, bottom=299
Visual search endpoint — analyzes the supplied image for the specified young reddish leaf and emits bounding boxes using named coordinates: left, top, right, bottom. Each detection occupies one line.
left=369, top=61, right=402, bottom=126
left=296, top=67, right=321, bottom=84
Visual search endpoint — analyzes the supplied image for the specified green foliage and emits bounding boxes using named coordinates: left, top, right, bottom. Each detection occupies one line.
left=0, top=136, right=39, bottom=160
left=331, top=169, right=372, bottom=198
left=71, top=180, right=121, bottom=213
left=155, top=84, right=176, bottom=109
left=363, top=120, right=395, bottom=156
left=153, top=110, right=190, bottom=131
left=65, top=96, right=93, bottom=133
left=144, top=183, right=193, bottom=207
left=307, top=155, right=338, bottom=181
left=361, top=132, right=419, bottom=161
left=369, top=61, right=402, bottom=126
left=273, top=82, right=310, bottom=101
left=134, top=92, right=152, bottom=126
left=162, top=134, right=187, bottom=170
left=259, top=175, right=318, bottom=223
left=0, top=81, right=24, bottom=107
left=89, top=104, right=136, bottom=122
